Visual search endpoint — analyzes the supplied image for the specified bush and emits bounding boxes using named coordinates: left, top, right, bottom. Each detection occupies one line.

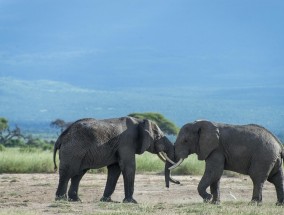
left=4, top=138, right=26, bottom=147
left=0, top=144, right=5, bottom=151
left=128, top=112, right=179, bottom=135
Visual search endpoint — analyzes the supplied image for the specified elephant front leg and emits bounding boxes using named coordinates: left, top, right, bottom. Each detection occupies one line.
left=100, top=163, right=121, bottom=203
left=198, top=175, right=213, bottom=202
left=198, top=152, right=224, bottom=204
left=210, top=180, right=221, bottom=204
left=119, top=156, right=137, bottom=203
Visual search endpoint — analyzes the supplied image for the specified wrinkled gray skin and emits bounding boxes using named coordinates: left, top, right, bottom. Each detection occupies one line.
left=174, top=120, right=284, bottom=205
left=53, top=117, right=178, bottom=203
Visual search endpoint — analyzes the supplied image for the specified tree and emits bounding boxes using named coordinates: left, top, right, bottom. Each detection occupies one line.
left=0, top=117, right=25, bottom=146
left=50, top=119, right=71, bottom=133
left=128, top=112, right=179, bottom=136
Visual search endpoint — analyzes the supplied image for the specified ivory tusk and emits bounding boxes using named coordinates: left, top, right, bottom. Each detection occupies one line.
left=161, top=152, right=176, bottom=165
left=158, top=152, right=166, bottom=163
left=168, top=158, right=184, bottom=170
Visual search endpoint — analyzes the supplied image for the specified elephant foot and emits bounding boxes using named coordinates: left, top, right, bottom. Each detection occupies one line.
left=211, top=200, right=221, bottom=205
left=249, top=200, right=262, bottom=206
left=123, top=198, right=138, bottom=204
left=202, top=194, right=212, bottom=203
left=276, top=201, right=284, bottom=206
left=55, top=194, right=67, bottom=201
left=68, top=196, right=82, bottom=202
left=100, top=196, right=119, bottom=203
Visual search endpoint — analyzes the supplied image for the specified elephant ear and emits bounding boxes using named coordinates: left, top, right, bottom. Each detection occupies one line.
left=136, top=119, right=154, bottom=154
left=196, top=121, right=219, bottom=160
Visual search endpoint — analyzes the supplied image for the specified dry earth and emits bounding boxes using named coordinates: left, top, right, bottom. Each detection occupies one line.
left=0, top=173, right=278, bottom=214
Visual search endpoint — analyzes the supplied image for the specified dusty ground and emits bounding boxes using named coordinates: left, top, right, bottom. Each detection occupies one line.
left=0, top=173, right=278, bottom=214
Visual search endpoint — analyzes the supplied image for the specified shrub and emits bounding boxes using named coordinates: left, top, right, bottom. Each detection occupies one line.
left=0, top=144, right=5, bottom=151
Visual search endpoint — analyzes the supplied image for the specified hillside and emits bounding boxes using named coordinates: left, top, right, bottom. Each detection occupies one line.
left=0, top=77, right=283, bottom=138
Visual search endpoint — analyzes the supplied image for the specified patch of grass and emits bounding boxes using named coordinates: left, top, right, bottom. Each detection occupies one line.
left=171, top=154, right=205, bottom=175
left=136, top=152, right=165, bottom=173
left=175, top=202, right=284, bottom=215
left=136, top=153, right=205, bottom=175
left=0, top=148, right=205, bottom=175
left=0, top=148, right=55, bottom=173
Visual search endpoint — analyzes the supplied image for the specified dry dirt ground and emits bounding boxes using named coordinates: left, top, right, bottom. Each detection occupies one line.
left=0, top=173, right=278, bottom=214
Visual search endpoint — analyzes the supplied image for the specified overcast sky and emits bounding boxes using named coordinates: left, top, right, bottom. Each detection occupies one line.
left=0, top=0, right=283, bottom=89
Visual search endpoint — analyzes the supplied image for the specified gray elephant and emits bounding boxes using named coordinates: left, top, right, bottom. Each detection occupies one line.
left=170, top=120, right=284, bottom=205
left=53, top=117, right=178, bottom=203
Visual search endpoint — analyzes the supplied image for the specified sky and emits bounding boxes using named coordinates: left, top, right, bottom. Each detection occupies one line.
left=0, top=0, right=284, bottom=90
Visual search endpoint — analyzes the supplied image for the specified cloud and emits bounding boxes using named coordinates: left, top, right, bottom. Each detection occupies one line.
left=0, top=49, right=99, bottom=66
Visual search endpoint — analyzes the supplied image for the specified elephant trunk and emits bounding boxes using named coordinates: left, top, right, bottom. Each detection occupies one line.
left=165, top=161, right=171, bottom=188
left=163, top=150, right=180, bottom=188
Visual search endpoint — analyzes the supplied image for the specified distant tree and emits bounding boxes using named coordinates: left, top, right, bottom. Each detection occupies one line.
left=128, top=112, right=179, bottom=136
left=0, top=117, right=25, bottom=146
left=50, top=119, right=71, bottom=133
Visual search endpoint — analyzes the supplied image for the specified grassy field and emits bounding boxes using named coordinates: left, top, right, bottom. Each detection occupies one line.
left=1, top=201, right=283, bottom=215
left=0, top=148, right=205, bottom=175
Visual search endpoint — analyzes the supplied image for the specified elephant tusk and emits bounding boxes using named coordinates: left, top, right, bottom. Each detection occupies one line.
left=168, top=158, right=184, bottom=170
left=158, top=152, right=166, bottom=163
left=161, top=152, right=176, bottom=165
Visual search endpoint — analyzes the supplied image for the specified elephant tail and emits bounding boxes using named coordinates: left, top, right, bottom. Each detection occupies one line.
left=53, top=137, right=62, bottom=173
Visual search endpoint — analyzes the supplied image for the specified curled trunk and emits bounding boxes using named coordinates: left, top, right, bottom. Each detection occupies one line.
left=163, top=151, right=180, bottom=188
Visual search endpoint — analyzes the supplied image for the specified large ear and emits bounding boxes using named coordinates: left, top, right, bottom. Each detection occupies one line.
left=136, top=119, right=154, bottom=154
left=196, top=121, right=219, bottom=160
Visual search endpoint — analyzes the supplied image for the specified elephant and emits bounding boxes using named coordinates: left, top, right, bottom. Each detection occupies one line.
left=53, top=116, right=179, bottom=203
left=170, top=120, right=284, bottom=205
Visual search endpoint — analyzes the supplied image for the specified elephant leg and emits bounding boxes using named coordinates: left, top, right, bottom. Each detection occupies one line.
left=119, top=154, right=137, bottom=203
left=249, top=159, right=273, bottom=205
left=210, top=179, right=221, bottom=204
left=268, top=168, right=284, bottom=205
left=250, top=179, right=264, bottom=204
left=68, top=170, right=87, bottom=202
left=55, top=167, right=71, bottom=200
left=198, top=150, right=224, bottom=203
left=100, top=163, right=121, bottom=203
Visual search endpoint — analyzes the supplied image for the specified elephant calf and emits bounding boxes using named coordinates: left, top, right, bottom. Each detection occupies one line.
left=53, top=117, right=179, bottom=203
left=171, top=120, right=284, bottom=205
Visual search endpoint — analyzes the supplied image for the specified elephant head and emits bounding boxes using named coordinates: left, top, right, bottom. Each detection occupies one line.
left=170, top=120, right=219, bottom=170
left=136, top=118, right=180, bottom=187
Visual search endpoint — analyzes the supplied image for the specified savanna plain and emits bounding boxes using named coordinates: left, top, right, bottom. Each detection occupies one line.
left=0, top=150, right=283, bottom=215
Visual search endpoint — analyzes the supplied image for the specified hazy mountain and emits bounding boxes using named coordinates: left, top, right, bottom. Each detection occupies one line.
left=1, top=77, right=283, bottom=137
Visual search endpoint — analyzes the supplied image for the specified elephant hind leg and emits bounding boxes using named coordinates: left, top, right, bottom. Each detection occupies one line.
left=56, top=167, right=72, bottom=200
left=68, top=169, right=88, bottom=201
left=268, top=167, right=284, bottom=205
left=250, top=180, right=264, bottom=204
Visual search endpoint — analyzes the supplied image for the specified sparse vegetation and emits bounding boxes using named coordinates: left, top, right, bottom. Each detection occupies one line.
left=0, top=117, right=53, bottom=150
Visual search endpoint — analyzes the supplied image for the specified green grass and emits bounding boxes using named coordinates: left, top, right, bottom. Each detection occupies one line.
left=0, top=201, right=282, bottom=215
left=136, top=152, right=205, bottom=175
left=0, top=148, right=204, bottom=175
left=0, top=148, right=55, bottom=173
